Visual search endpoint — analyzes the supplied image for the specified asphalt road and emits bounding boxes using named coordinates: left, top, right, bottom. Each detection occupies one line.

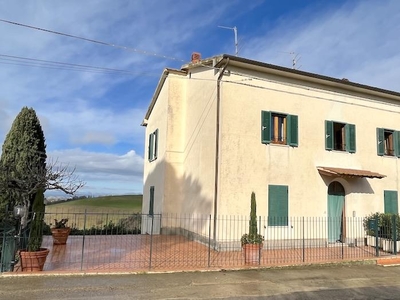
left=1, top=263, right=400, bottom=299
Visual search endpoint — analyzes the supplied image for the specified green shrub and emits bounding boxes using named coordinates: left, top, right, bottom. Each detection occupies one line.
left=44, top=214, right=141, bottom=236
left=364, top=212, right=400, bottom=241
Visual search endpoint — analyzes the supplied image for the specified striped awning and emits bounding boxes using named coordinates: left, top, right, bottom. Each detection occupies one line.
left=317, top=166, right=386, bottom=179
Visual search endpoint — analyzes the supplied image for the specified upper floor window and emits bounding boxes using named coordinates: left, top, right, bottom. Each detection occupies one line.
left=377, top=128, right=400, bottom=157
left=148, top=129, right=158, bottom=161
left=325, top=121, right=356, bottom=153
left=261, top=111, right=298, bottom=147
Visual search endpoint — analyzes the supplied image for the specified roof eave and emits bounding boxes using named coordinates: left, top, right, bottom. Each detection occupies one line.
left=141, top=68, right=187, bottom=126
left=214, top=54, right=400, bottom=101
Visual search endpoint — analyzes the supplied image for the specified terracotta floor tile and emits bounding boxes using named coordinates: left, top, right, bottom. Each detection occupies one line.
left=7, top=235, right=396, bottom=274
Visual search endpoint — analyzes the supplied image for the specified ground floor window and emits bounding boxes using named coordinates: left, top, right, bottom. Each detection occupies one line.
left=384, top=190, right=398, bottom=214
left=268, top=185, right=288, bottom=226
left=149, top=186, right=155, bottom=216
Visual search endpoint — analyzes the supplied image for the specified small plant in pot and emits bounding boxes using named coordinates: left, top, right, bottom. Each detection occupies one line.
left=51, top=218, right=71, bottom=245
left=241, top=192, right=264, bottom=264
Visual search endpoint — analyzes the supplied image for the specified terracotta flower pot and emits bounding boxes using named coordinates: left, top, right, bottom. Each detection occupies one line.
left=19, top=248, right=49, bottom=272
left=243, top=243, right=263, bottom=264
left=51, top=227, right=71, bottom=245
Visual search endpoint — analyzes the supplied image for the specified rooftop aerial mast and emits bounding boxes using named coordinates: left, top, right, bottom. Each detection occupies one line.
left=218, top=26, right=238, bottom=56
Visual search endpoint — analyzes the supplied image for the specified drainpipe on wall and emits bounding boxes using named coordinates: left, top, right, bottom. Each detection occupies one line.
left=213, top=58, right=230, bottom=246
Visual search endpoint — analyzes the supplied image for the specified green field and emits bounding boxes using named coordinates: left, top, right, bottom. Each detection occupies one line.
left=45, top=195, right=143, bottom=229
left=46, top=194, right=142, bottom=213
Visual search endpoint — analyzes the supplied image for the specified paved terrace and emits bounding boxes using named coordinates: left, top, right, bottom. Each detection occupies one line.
left=7, top=234, right=395, bottom=274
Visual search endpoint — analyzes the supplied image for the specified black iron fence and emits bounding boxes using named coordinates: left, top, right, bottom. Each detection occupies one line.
left=1, top=211, right=399, bottom=273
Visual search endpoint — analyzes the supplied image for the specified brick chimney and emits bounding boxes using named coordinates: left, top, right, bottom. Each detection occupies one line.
left=191, top=52, right=201, bottom=63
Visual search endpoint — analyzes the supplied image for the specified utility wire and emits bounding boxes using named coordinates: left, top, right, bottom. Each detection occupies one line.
left=0, top=18, right=186, bottom=62
left=0, top=53, right=159, bottom=76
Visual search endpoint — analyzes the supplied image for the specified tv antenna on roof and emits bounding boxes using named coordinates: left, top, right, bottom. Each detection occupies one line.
left=290, top=52, right=301, bottom=70
left=218, top=26, right=238, bottom=56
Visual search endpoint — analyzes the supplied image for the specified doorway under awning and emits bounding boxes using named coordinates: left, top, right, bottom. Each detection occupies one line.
left=317, top=166, right=386, bottom=179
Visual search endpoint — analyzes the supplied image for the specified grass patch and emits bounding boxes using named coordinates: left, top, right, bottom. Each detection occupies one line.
left=45, top=195, right=143, bottom=229
left=46, top=194, right=142, bottom=213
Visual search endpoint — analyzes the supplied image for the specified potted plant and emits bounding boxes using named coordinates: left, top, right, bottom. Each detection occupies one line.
left=363, top=212, right=397, bottom=250
left=19, top=188, right=49, bottom=271
left=363, top=212, right=381, bottom=247
left=51, top=218, right=71, bottom=245
left=241, top=192, right=264, bottom=264
left=381, top=213, right=400, bottom=253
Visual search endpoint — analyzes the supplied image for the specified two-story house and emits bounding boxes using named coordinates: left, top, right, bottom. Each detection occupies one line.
left=141, top=54, right=399, bottom=246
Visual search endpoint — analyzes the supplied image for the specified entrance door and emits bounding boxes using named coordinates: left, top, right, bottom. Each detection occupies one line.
left=328, top=182, right=345, bottom=243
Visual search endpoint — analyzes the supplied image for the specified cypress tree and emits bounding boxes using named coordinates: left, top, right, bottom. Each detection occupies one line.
left=0, top=107, right=46, bottom=217
left=249, top=192, right=258, bottom=237
left=241, top=192, right=264, bottom=245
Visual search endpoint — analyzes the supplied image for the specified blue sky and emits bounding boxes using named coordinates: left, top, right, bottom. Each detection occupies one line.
left=0, top=0, right=399, bottom=196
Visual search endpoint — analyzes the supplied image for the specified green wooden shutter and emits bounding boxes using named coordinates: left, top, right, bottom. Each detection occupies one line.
left=149, top=186, right=155, bottom=216
left=394, top=131, right=400, bottom=158
left=154, top=129, right=158, bottom=160
left=268, top=185, right=288, bottom=226
left=384, top=190, right=398, bottom=214
left=148, top=133, right=154, bottom=161
left=345, top=123, right=356, bottom=153
left=287, top=115, right=298, bottom=147
left=325, top=121, right=333, bottom=150
left=376, top=128, right=385, bottom=156
left=261, top=111, right=271, bottom=144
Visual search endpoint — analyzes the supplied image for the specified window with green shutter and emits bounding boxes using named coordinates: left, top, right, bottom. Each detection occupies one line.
left=148, top=129, right=159, bottom=162
left=384, top=190, right=398, bottom=214
left=268, top=185, right=289, bottom=226
left=325, top=121, right=356, bottom=153
left=377, top=128, right=400, bottom=157
left=261, top=111, right=298, bottom=147
left=395, top=131, right=400, bottom=157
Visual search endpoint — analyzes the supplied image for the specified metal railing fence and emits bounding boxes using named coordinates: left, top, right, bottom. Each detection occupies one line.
left=1, top=211, right=398, bottom=273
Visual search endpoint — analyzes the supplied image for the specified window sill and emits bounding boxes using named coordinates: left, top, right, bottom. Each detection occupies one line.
left=326, top=150, right=354, bottom=154
left=379, top=155, right=398, bottom=159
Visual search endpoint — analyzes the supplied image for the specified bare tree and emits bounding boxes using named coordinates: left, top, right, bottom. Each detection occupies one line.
left=0, top=158, right=85, bottom=223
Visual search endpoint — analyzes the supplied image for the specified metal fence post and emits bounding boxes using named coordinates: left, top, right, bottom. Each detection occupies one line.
left=341, top=230, right=344, bottom=259
left=208, top=215, right=211, bottom=267
left=80, top=209, right=87, bottom=271
left=0, top=220, right=5, bottom=272
left=258, top=216, right=262, bottom=265
left=302, top=217, right=305, bottom=263
left=393, top=214, right=397, bottom=255
left=375, top=215, right=379, bottom=257
left=149, top=215, right=154, bottom=270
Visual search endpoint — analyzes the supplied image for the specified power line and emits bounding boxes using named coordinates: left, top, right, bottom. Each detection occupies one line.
left=0, top=53, right=159, bottom=76
left=0, top=18, right=186, bottom=62
left=0, top=52, right=223, bottom=83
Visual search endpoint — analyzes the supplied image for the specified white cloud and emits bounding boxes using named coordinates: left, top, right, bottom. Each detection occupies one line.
left=48, top=149, right=144, bottom=195
left=242, top=0, right=400, bottom=91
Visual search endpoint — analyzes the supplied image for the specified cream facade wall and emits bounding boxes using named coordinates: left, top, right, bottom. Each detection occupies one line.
left=143, top=68, right=220, bottom=219
left=217, top=67, right=400, bottom=221
left=142, top=76, right=169, bottom=234
left=177, top=68, right=218, bottom=216
left=143, top=56, right=400, bottom=243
